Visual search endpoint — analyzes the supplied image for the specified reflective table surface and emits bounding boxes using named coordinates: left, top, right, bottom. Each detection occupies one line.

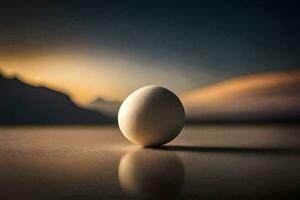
left=1, top=125, right=300, bottom=199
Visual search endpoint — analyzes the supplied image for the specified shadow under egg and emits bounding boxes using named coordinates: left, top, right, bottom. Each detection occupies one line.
left=118, top=148, right=185, bottom=199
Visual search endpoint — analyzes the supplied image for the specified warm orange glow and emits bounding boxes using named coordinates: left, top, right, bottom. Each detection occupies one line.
left=0, top=51, right=194, bottom=105
left=181, top=70, right=300, bottom=106
left=0, top=56, right=117, bottom=105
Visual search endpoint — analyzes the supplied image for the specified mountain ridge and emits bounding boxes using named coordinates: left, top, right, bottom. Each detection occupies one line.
left=86, top=97, right=121, bottom=118
left=0, top=74, right=113, bottom=124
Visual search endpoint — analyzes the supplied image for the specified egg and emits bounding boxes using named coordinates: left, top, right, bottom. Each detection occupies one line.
left=118, top=85, right=185, bottom=147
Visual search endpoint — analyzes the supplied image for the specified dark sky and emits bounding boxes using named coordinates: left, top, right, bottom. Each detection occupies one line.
left=0, top=1, right=299, bottom=101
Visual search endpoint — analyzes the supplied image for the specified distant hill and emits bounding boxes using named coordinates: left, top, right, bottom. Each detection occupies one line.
left=86, top=97, right=121, bottom=118
left=0, top=74, right=112, bottom=124
left=181, top=70, right=300, bottom=123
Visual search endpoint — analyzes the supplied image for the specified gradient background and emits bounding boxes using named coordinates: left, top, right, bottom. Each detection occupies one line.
left=0, top=1, right=299, bottom=105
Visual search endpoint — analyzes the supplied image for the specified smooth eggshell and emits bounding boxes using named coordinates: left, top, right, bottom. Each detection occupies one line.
left=118, top=85, right=185, bottom=147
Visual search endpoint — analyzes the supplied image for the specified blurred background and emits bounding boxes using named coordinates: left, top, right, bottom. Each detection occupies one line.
left=0, top=1, right=299, bottom=124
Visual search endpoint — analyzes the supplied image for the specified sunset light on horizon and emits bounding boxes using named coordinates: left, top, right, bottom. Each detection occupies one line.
left=0, top=50, right=199, bottom=104
left=0, top=2, right=300, bottom=199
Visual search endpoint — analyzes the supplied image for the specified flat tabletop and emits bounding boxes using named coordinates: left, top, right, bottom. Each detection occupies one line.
left=0, top=125, right=300, bottom=199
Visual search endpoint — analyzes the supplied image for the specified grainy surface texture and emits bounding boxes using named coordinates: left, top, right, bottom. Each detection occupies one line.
left=0, top=125, right=300, bottom=199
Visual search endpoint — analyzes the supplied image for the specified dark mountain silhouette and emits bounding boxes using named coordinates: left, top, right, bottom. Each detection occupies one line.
left=0, top=74, right=112, bottom=124
left=86, top=97, right=121, bottom=118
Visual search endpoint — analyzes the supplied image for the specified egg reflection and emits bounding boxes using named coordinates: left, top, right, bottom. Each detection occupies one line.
left=118, top=149, right=185, bottom=199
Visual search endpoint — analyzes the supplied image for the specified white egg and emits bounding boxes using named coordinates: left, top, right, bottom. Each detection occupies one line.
left=118, top=85, right=185, bottom=147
